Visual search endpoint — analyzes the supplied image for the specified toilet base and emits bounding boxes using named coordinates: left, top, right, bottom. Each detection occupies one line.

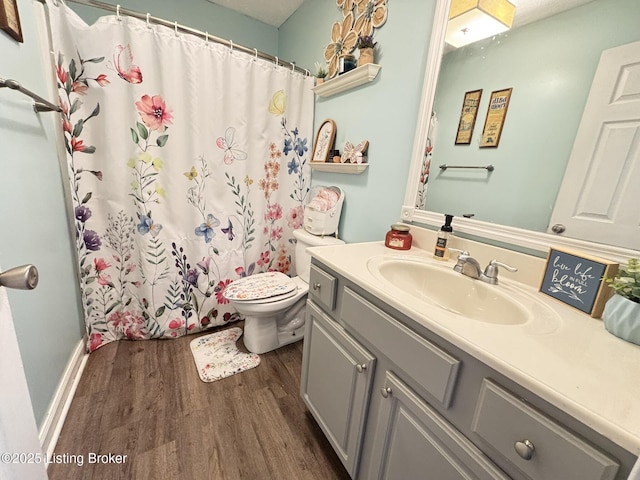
left=242, top=300, right=306, bottom=354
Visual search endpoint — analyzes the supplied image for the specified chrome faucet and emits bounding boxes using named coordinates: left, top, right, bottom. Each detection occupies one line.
left=453, top=253, right=483, bottom=279
left=451, top=250, right=517, bottom=285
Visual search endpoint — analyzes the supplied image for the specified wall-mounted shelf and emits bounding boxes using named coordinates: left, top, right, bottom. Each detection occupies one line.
left=312, top=64, right=381, bottom=98
left=310, top=162, right=369, bottom=174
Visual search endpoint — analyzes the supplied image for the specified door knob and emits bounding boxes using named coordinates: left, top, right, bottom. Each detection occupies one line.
left=551, top=224, right=566, bottom=234
left=0, top=265, right=39, bottom=290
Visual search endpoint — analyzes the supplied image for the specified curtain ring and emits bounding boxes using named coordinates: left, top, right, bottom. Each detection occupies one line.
left=254, top=48, right=258, bottom=61
left=274, top=56, right=278, bottom=68
left=205, top=32, right=209, bottom=43
left=305, top=69, right=310, bottom=76
left=229, top=40, right=233, bottom=53
left=291, top=62, right=295, bottom=73
left=116, top=4, right=121, bottom=21
left=146, top=13, right=150, bottom=28
left=174, top=21, right=178, bottom=36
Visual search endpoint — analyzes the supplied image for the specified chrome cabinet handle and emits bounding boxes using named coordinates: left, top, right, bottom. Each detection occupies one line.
left=380, top=386, right=392, bottom=398
left=0, top=264, right=38, bottom=290
left=312, top=283, right=321, bottom=290
left=514, top=439, right=535, bottom=460
left=355, top=363, right=367, bottom=373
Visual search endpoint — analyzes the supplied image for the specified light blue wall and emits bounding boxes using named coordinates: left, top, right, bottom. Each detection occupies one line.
left=426, top=0, right=640, bottom=231
left=0, top=0, right=84, bottom=426
left=69, top=0, right=279, bottom=55
left=279, top=0, right=438, bottom=243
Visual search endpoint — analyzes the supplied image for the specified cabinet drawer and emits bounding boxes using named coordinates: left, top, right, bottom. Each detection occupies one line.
left=341, top=287, right=460, bottom=408
left=309, top=264, right=338, bottom=312
left=472, top=379, right=619, bottom=480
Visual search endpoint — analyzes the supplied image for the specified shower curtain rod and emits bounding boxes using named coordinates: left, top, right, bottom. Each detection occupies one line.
left=42, top=0, right=310, bottom=76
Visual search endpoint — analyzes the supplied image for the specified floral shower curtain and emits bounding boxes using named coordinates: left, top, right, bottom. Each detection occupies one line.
left=46, top=0, right=314, bottom=351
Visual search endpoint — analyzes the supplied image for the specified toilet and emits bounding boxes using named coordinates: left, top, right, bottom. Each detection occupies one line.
left=224, top=186, right=345, bottom=354
left=224, top=229, right=344, bottom=353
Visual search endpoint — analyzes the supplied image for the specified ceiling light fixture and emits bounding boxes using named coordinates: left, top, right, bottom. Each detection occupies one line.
left=445, top=0, right=516, bottom=48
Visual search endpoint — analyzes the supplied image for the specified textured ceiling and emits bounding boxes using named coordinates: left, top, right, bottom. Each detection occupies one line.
left=207, top=0, right=305, bottom=27
left=207, top=0, right=596, bottom=29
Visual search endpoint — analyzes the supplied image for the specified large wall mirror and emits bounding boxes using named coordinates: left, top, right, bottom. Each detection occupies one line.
left=403, top=0, right=640, bottom=261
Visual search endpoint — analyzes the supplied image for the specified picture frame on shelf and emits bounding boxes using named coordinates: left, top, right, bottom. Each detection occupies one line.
left=311, top=119, right=336, bottom=163
left=0, top=0, right=23, bottom=43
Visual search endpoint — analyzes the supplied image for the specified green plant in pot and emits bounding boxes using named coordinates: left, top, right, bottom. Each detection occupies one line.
left=314, top=61, right=328, bottom=84
left=603, top=258, right=640, bottom=345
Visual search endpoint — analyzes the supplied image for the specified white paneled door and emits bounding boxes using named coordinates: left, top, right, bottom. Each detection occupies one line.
left=0, top=278, right=47, bottom=480
left=549, top=40, right=640, bottom=249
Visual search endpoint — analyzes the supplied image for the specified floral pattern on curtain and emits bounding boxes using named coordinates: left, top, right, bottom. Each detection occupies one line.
left=46, top=0, right=314, bottom=351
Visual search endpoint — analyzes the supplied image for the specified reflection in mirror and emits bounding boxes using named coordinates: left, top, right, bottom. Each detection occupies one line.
left=415, top=0, right=640, bottom=251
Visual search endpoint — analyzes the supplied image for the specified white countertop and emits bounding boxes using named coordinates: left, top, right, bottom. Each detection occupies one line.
left=308, top=241, right=640, bottom=457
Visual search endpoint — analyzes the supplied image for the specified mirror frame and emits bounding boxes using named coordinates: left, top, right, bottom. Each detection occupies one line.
left=402, top=0, right=638, bottom=264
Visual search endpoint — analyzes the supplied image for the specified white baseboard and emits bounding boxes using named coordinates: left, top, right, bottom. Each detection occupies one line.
left=39, top=337, right=88, bottom=461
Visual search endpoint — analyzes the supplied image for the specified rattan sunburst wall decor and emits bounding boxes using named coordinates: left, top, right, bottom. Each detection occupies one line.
left=323, top=0, right=388, bottom=79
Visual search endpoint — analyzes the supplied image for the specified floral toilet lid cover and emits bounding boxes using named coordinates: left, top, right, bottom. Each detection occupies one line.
left=224, top=272, right=297, bottom=301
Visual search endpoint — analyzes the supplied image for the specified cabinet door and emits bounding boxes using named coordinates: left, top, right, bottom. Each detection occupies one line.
left=369, top=372, right=509, bottom=480
left=300, top=300, right=376, bottom=477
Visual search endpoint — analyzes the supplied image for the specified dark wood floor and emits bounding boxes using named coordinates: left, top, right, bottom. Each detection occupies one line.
left=48, top=323, right=350, bottom=480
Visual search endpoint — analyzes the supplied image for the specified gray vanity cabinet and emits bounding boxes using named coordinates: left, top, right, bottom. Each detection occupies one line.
left=302, top=259, right=636, bottom=480
left=300, top=300, right=375, bottom=477
left=369, top=371, right=510, bottom=480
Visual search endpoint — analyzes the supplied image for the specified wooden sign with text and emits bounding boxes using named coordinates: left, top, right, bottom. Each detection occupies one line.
left=539, top=248, right=618, bottom=318
left=455, top=89, right=482, bottom=145
left=480, top=88, right=512, bottom=148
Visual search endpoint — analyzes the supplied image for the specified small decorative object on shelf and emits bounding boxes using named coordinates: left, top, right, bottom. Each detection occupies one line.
left=311, top=119, right=337, bottom=164
left=329, top=149, right=341, bottom=163
left=603, top=258, right=640, bottom=345
left=356, top=35, right=377, bottom=67
left=341, top=140, right=369, bottom=164
left=339, top=54, right=357, bottom=75
left=314, top=61, right=328, bottom=85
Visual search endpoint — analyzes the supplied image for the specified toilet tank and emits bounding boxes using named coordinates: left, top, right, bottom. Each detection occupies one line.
left=293, top=229, right=345, bottom=283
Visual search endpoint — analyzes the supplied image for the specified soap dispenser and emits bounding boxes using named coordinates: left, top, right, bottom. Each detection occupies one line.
left=433, top=214, right=454, bottom=260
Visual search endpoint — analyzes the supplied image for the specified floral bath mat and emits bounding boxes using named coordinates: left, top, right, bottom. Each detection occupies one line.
left=190, top=327, right=260, bottom=382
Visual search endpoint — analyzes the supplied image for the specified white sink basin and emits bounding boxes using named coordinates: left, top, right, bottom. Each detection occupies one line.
left=367, top=255, right=531, bottom=325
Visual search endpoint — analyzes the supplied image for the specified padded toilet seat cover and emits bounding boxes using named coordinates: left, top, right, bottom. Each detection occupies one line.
left=224, top=271, right=297, bottom=302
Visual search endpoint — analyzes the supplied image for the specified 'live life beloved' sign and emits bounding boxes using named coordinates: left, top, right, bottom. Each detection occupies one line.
left=539, top=248, right=618, bottom=318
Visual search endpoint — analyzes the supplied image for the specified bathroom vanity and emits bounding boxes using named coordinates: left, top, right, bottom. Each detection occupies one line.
left=299, top=239, right=640, bottom=480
